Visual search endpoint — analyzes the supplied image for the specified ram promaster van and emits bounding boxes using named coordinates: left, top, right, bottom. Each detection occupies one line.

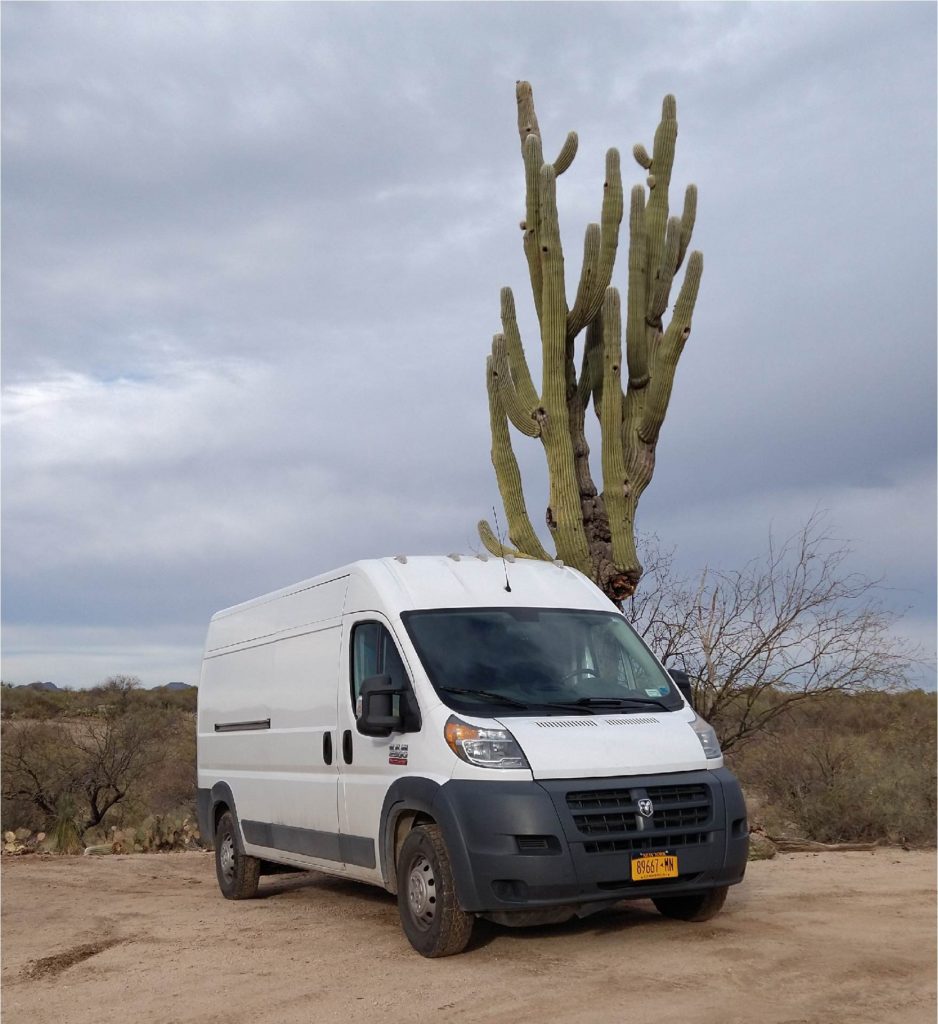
left=197, top=555, right=748, bottom=957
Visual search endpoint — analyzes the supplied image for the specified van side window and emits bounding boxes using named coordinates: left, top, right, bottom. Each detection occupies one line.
left=350, top=622, right=410, bottom=699
left=352, top=623, right=381, bottom=693
left=350, top=621, right=421, bottom=732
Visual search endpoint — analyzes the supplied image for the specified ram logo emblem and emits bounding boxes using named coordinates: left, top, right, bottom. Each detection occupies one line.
left=638, top=798, right=654, bottom=818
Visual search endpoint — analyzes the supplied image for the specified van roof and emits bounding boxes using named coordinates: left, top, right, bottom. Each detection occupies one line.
left=211, top=554, right=613, bottom=621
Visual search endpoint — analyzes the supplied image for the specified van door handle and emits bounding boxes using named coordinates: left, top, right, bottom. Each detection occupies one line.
left=342, top=729, right=353, bottom=765
left=322, top=731, right=333, bottom=765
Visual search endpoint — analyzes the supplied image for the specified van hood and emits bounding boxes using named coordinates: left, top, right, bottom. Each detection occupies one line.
left=496, top=711, right=715, bottom=779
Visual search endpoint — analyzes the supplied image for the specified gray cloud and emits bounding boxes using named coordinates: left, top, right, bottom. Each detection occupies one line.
left=2, top=3, right=934, bottom=687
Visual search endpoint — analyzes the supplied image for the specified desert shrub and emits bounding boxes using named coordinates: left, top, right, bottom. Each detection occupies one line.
left=51, top=794, right=83, bottom=853
left=729, top=690, right=937, bottom=845
left=1, top=704, right=195, bottom=843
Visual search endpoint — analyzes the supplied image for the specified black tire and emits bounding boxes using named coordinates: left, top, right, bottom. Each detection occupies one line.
left=396, top=824, right=474, bottom=957
left=214, top=810, right=260, bottom=900
left=653, top=885, right=728, bottom=922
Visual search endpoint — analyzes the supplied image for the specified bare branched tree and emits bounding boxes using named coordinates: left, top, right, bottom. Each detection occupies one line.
left=2, top=703, right=173, bottom=838
left=625, top=516, right=920, bottom=750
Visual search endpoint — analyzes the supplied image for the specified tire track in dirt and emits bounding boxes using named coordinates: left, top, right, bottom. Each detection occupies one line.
left=22, top=937, right=126, bottom=981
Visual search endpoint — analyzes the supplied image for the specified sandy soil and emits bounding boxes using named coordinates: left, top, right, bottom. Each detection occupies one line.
left=1, top=849, right=935, bottom=1024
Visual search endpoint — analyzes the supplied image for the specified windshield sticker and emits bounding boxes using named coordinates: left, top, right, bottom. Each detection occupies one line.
left=389, top=743, right=408, bottom=766
left=646, top=687, right=668, bottom=697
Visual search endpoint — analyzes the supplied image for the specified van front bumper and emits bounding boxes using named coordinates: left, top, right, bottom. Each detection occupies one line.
left=430, top=768, right=748, bottom=914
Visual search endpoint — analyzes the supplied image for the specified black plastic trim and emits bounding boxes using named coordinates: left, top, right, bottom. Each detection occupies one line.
left=241, top=819, right=376, bottom=869
left=380, top=770, right=747, bottom=914
left=379, top=778, right=436, bottom=882
left=196, top=787, right=212, bottom=842
left=214, top=718, right=271, bottom=733
left=197, top=782, right=240, bottom=851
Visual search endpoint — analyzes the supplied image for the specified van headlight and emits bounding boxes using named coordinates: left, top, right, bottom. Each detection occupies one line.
left=444, top=715, right=529, bottom=769
left=690, top=714, right=722, bottom=759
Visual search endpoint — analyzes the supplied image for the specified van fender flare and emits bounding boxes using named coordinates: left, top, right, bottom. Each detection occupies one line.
left=379, top=778, right=477, bottom=906
left=197, top=782, right=243, bottom=850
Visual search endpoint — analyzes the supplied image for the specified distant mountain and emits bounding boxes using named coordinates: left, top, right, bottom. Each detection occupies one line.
left=21, top=681, right=60, bottom=692
left=162, top=681, right=195, bottom=691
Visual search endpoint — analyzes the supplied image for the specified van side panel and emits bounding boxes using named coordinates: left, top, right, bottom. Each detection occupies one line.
left=197, top=578, right=349, bottom=869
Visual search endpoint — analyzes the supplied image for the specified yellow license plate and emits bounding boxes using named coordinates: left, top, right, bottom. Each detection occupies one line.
left=630, top=852, right=678, bottom=881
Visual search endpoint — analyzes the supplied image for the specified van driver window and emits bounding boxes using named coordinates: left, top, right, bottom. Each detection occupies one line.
left=351, top=622, right=410, bottom=701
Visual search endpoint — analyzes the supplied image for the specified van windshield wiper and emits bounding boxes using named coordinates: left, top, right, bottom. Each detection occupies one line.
left=542, top=696, right=672, bottom=713
left=436, top=686, right=529, bottom=708
left=436, top=686, right=594, bottom=714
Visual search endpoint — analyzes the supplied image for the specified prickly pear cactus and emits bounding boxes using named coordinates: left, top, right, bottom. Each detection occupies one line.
left=479, top=83, right=702, bottom=602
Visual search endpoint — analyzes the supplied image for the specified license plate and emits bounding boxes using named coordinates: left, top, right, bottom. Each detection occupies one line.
left=630, top=852, right=678, bottom=881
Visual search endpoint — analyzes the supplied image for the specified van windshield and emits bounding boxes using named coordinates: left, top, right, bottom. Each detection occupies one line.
left=401, top=607, right=681, bottom=716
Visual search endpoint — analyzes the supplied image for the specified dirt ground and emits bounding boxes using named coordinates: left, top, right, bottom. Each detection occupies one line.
left=1, top=849, right=935, bottom=1024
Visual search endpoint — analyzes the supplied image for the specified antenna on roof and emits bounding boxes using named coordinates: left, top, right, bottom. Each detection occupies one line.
left=492, top=506, right=512, bottom=593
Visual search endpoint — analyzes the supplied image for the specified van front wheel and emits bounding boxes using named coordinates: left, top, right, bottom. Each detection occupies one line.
left=397, top=824, right=473, bottom=957
left=214, top=810, right=260, bottom=900
left=653, top=885, right=728, bottom=922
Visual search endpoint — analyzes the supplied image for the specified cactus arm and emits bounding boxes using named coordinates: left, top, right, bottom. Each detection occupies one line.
left=538, top=165, right=567, bottom=401
left=478, top=520, right=531, bottom=559
left=591, top=149, right=624, bottom=317
left=484, top=356, right=552, bottom=560
left=499, top=286, right=539, bottom=412
left=569, top=149, right=623, bottom=337
left=576, top=314, right=603, bottom=410
left=567, top=315, right=613, bottom=578
left=536, top=164, right=590, bottom=569
left=638, top=250, right=703, bottom=445
left=599, top=289, right=627, bottom=524
left=567, top=223, right=601, bottom=339
left=515, top=80, right=540, bottom=146
left=522, top=133, right=545, bottom=324
left=643, top=95, right=678, bottom=311
left=492, top=334, right=540, bottom=438
left=676, top=184, right=697, bottom=272
left=632, top=143, right=652, bottom=170
left=599, top=288, right=641, bottom=577
left=648, top=216, right=682, bottom=326
left=517, top=80, right=576, bottom=174
left=625, top=185, right=649, bottom=389
left=552, top=131, right=578, bottom=175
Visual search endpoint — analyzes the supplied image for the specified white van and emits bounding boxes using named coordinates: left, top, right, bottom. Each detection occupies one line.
left=196, top=555, right=748, bottom=957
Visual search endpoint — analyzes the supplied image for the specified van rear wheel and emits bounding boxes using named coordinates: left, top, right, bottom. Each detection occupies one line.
left=214, top=810, right=260, bottom=900
left=397, top=824, right=473, bottom=957
left=653, top=885, right=728, bottom=922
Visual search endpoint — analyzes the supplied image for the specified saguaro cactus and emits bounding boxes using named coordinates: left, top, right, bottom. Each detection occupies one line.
left=479, top=82, right=702, bottom=602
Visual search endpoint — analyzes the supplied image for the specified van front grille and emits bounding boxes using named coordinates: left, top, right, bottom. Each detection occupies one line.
left=583, top=831, right=710, bottom=855
left=566, top=788, right=633, bottom=811
left=565, top=781, right=713, bottom=839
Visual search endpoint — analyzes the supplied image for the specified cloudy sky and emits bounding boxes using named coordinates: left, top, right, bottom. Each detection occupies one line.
left=2, top=2, right=935, bottom=688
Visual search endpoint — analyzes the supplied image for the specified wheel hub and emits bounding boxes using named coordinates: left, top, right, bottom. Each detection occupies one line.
left=219, top=833, right=236, bottom=881
left=407, top=854, right=436, bottom=926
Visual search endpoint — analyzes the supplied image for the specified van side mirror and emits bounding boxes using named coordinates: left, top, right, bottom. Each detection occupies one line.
left=357, top=674, right=405, bottom=737
left=667, top=669, right=695, bottom=710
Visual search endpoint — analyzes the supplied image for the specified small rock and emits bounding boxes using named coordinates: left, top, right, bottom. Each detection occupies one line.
left=748, top=832, right=778, bottom=861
